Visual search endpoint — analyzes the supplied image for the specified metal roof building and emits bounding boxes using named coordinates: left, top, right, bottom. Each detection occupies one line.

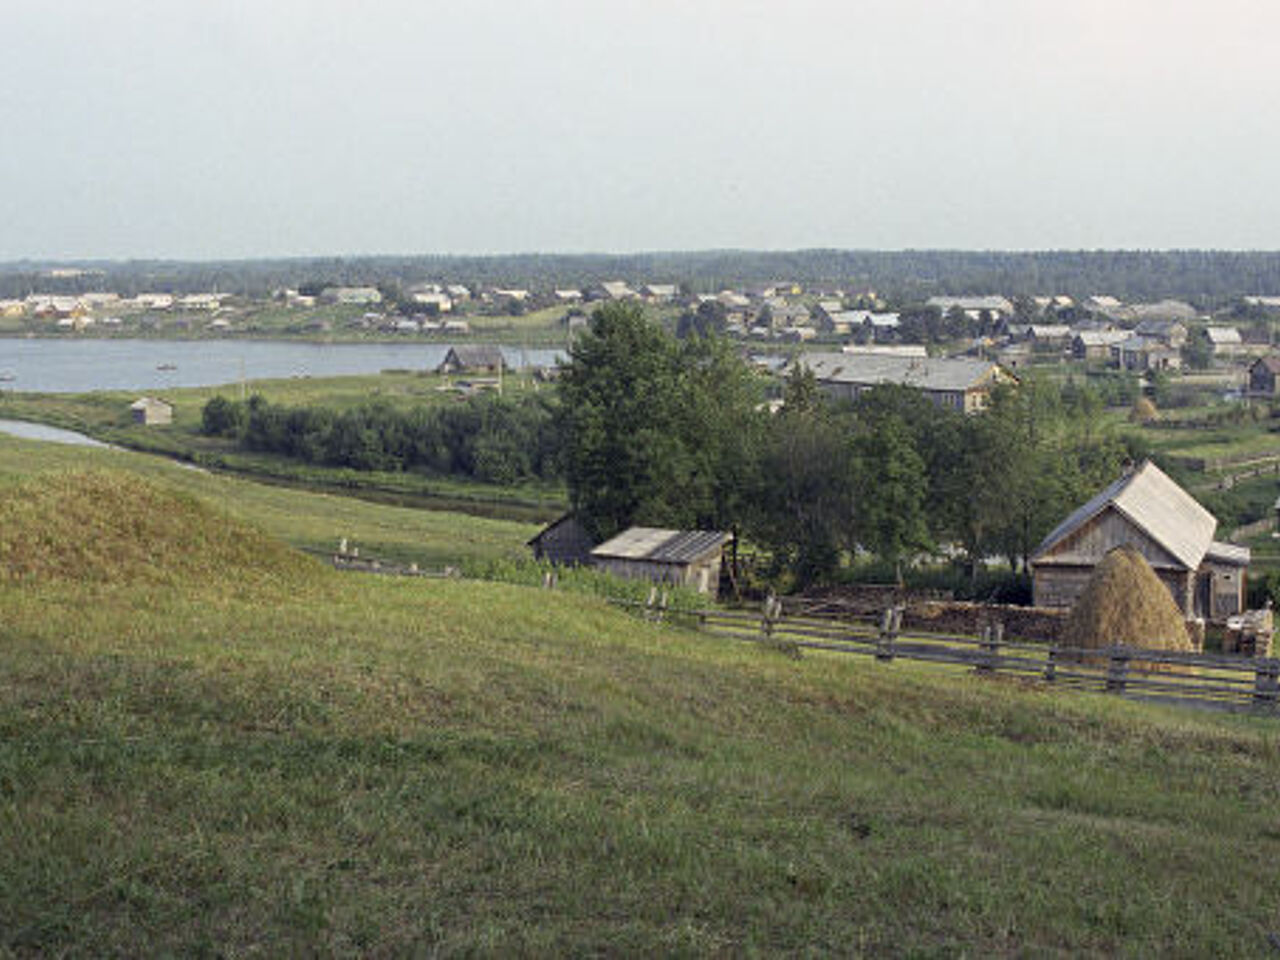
left=590, top=527, right=732, bottom=595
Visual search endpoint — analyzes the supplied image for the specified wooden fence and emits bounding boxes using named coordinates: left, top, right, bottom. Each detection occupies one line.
left=621, top=598, right=1280, bottom=717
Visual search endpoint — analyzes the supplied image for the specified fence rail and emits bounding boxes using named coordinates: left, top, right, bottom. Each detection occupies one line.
left=618, top=597, right=1280, bottom=717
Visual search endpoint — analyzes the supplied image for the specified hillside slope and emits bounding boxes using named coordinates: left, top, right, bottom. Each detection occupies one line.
left=3, top=538, right=1280, bottom=955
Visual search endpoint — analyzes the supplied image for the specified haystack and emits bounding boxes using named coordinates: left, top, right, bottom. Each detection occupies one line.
left=1129, top=397, right=1158, bottom=423
left=1060, top=544, right=1193, bottom=655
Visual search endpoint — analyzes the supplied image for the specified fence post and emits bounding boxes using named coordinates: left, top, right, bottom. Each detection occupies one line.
left=877, top=607, right=898, bottom=662
left=1253, top=659, right=1280, bottom=709
left=1043, top=647, right=1058, bottom=683
left=976, top=623, right=1002, bottom=675
left=1106, top=648, right=1130, bottom=694
left=657, top=590, right=669, bottom=625
left=761, top=594, right=776, bottom=640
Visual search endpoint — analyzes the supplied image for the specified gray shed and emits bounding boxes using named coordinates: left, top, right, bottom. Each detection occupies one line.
left=437, top=345, right=505, bottom=374
left=591, top=527, right=731, bottom=595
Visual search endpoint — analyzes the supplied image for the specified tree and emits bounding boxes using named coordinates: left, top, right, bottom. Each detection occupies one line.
left=557, top=302, right=761, bottom=541
left=854, top=414, right=929, bottom=584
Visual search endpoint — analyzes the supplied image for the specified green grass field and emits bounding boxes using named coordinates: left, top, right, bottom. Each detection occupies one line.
left=0, top=435, right=538, bottom=571
left=0, top=375, right=569, bottom=520
left=1, top=454, right=1279, bottom=954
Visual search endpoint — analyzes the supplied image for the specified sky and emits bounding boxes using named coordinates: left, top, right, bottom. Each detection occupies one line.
left=3, top=0, right=1279, bottom=259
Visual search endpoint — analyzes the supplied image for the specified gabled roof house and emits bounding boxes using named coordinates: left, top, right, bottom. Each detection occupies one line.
left=1030, top=460, right=1248, bottom=622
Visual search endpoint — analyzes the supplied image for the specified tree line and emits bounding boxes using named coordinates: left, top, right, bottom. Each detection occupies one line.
left=11, top=249, right=1280, bottom=302
left=201, top=392, right=561, bottom=485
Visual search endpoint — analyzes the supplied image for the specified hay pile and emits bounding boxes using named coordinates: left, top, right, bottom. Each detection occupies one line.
left=0, top=469, right=320, bottom=587
left=1129, top=397, right=1158, bottom=423
left=1061, top=544, right=1193, bottom=654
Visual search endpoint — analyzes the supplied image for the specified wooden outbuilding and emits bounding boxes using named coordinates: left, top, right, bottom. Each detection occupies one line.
left=590, top=527, right=731, bottom=595
left=1030, top=460, right=1249, bottom=622
left=130, top=396, right=173, bottom=426
left=527, top=513, right=595, bottom=566
left=437, top=345, right=505, bottom=375
left=1247, top=356, right=1280, bottom=397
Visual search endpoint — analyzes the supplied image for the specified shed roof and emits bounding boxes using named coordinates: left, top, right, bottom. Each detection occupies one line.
left=591, top=527, right=730, bottom=565
left=441, top=345, right=504, bottom=369
left=1032, top=460, right=1217, bottom=570
left=797, top=352, right=1008, bottom=393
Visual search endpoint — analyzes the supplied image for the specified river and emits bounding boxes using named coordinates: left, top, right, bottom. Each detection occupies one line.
left=0, top=339, right=566, bottom=393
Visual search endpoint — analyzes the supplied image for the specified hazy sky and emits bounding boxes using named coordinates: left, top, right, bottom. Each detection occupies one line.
left=4, top=0, right=1279, bottom=259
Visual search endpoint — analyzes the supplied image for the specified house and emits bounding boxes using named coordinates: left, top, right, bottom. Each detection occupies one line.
left=925, top=296, right=1014, bottom=319
left=446, top=284, right=471, bottom=301
left=1111, top=336, right=1182, bottom=372
left=590, top=527, right=732, bottom=595
left=320, top=286, right=382, bottom=306
left=642, top=284, right=678, bottom=302
left=841, top=344, right=928, bottom=359
left=554, top=289, right=583, bottom=303
left=591, top=281, right=637, bottom=301
left=797, top=352, right=1016, bottom=414
left=1247, top=356, right=1280, bottom=396
left=527, top=513, right=596, bottom=566
left=178, top=293, right=222, bottom=310
left=1204, top=326, right=1244, bottom=358
left=1026, top=324, right=1072, bottom=347
left=1086, top=295, right=1123, bottom=314
left=130, top=397, right=173, bottom=426
left=412, top=292, right=453, bottom=313
left=1030, top=459, right=1248, bottom=622
left=1071, top=330, right=1130, bottom=362
left=437, top=344, right=504, bottom=374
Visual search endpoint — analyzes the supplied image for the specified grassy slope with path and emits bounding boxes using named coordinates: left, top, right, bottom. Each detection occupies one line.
left=0, top=450, right=1279, bottom=954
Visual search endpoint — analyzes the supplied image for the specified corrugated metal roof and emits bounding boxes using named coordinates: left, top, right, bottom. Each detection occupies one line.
left=591, top=527, right=730, bottom=564
left=1206, top=541, right=1250, bottom=566
left=1032, top=460, right=1217, bottom=570
left=797, top=352, right=1006, bottom=393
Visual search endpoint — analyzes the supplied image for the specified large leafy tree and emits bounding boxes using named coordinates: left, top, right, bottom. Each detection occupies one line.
left=557, top=302, right=762, bottom=541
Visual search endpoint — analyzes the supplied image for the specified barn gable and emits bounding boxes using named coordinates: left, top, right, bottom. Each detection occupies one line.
left=1034, top=504, right=1183, bottom=571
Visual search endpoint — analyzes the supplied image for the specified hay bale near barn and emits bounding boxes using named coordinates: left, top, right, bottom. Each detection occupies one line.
left=1060, top=544, right=1195, bottom=656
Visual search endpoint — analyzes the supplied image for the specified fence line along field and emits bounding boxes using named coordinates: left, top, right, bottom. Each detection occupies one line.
left=621, top=597, right=1280, bottom=716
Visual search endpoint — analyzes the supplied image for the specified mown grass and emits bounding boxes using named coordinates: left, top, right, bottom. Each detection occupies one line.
left=1, top=464, right=1279, bottom=954
left=3, top=571, right=1280, bottom=955
left=0, top=435, right=538, bottom=571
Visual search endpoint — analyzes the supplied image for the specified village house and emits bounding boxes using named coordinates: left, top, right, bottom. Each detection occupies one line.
left=589, top=281, right=637, bottom=301
left=320, top=286, right=382, bottom=306
left=1247, top=356, right=1280, bottom=397
left=590, top=527, right=732, bottom=595
left=130, top=397, right=173, bottom=426
left=1204, top=326, right=1245, bottom=359
left=1071, top=330, right=1130, bottom=362
left=798, top=352, right=1016, bottom=414
left=642, top=284, right=678, bottom=302
left=1133, top=318, right=1189, bottom=347
left=1030, top=460, right=1248, bottom=622
left=437, top=344, right=504, bottom=375
left=925, top=295, right=1015, bottom=320
left=1111, top=336, right=1182, bottom=372
left=411, top=291, right=453, bottom=313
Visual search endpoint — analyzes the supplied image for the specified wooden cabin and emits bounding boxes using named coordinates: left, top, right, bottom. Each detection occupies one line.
left=1030, top=460, right=1249, bottom=622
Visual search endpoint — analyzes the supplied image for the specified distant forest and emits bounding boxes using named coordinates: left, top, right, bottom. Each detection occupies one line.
left=6, top=250, right=1280, bottom=305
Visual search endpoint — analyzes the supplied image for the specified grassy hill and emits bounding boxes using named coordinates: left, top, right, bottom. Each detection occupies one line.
left=1, top=456, right=1279, bottom=953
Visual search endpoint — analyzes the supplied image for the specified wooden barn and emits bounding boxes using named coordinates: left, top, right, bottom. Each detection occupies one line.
left=1030, top=460, right=1249, bottom=622
left=437, top=345, right=505, bottom=375
left=590, top=527, right=731, bottom=595
left=527, top=513, right=595, bottom=566
left=1248, top=356, right=1280, bottom=397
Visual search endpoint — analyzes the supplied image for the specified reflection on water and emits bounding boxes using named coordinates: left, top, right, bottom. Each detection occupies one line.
left=0, top=419, right=111, bottom=447
left=0, top=339, right=567, bottom=393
